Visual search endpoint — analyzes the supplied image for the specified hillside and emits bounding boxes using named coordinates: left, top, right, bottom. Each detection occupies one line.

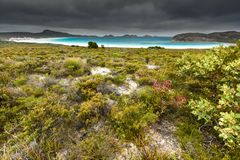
left=0, top=30, right=78, bottom=40
left=173, top=31, right=240, bottom=43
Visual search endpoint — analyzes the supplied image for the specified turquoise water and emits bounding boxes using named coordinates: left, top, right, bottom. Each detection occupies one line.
left=49, top=37, right=232, bottom=49
left=10, top=37, right=233, bottom=49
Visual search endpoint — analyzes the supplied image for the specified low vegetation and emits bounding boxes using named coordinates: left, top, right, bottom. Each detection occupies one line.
left=0, top=41, right=239, bottom=159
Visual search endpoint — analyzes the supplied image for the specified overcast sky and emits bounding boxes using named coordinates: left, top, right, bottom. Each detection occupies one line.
left=0, top=0, right=239, bottom=36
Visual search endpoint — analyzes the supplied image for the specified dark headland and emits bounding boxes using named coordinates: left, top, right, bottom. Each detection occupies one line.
left=173, top=31, right=240, bottom=43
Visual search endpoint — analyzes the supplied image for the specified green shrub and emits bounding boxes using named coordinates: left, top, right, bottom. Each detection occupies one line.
left=77, top=93, right=106, bottom=126
left=76, top=75, right=105, bottom=101
left=111, top=100, right=157, bottom=139
left=215, top=112, right=240, bottom=149
left=148, top=46, right=165, bottom=49
left=188, top=98, right=216, bottom=123
left=137, top=81, right=178, bottom=114
left=64, top=58, right=84, bottom=71
left=21, top=102, right=71, bottom=140
left=14, top=75, right=28, bottom=86
left=88, top=41, right=98, bottom=49
left=0, top=72, right=11, bottom=86
left=178, top=43, right=240, bottom=149
left=69, top=129, right=119, bottom=159
left=109, top=74, right=126, bottom=85
left=62, top=57, right=86, bottom=76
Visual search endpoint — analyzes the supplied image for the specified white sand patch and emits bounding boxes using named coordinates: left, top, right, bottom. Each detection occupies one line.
left=145, top=119, right=182, bottom=156
left=97, top=78, right=138, bottom=96
left=71, top=77, right=82, bottom=85
left=58, top=78, right=71, bottom=87
left=28, top=74, right=58, bottom=88
left=28, top=74, right=48, bottom=87
left=117, top=78, right=138, bottom=95
left=91, top=67, right=111, bottom=75
left=114, top=143, right=141, bottom=160
left=146, top=64, right=160, bottom=70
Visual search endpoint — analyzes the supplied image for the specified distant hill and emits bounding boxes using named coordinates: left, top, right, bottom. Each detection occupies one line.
left=173, top=31, right=240, bottom=43
left=0, top=30, right=161, bottom=40
left=0, top=30, right=78, bottom=40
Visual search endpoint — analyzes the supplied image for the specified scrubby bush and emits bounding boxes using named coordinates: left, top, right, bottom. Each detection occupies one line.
left=76, top=75, right=105, bottom=101
left=88, top=41, right=98, bottom=49
left=148, top=46, right=165, bottom=49
left=64, top=58, right=85, bottom=76
left=69, top=129, right=120, bottom=159
left=137, top=80, right=187, bottom=114
left=14, top=75, right=28, bottom=86
left=0, top=71, right=11, bottom=86
left=77, top=93, right=107, bottom=127
left=215, top=112, right=240, bottom=149
left=64, top=58, right=84, bottom=71
left=178, top=43, right=240, bottom=149
left=111, top=98, right=157, bottom=139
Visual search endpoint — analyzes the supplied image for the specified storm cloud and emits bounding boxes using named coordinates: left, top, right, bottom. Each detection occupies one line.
left=0, top=0, right=239, bottom=35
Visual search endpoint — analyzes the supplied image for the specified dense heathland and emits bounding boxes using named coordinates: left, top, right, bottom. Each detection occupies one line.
left=0, top=42, right=239, bottom=159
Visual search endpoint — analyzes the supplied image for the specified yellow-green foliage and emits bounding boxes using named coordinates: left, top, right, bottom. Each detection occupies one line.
left=178, top=43, right=240, bottom=149
left=64, top=57, right=83, bottom=70
left=64, top=57, right=85, bottom=75
left=77, top=93, right=106, bottom=126
left=111, top=98, right=157, bottom=139
left=76, top=75, right=105, bottom=101
left=69, top=129, right=120, bottom=159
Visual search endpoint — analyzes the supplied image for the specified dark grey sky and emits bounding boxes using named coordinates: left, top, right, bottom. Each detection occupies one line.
left=0, top=0, right=239, bottom=35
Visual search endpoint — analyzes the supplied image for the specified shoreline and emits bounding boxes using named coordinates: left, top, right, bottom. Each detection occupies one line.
left=8, top=37, right=235, bottom=49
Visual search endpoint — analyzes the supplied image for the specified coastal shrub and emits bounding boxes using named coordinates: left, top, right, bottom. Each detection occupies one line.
left=178, top=43, right=240, bottom=148
left=69, top=129, right=119, bottom=159
left=88, top=41, right=98, bottom=49
left=148, top=46, right=165, bottom=49
left=215, top=112, right=240, bottom=149
left=175, top=115, right=228, bottom=159
left=20, top=102, right=71, bottom=140
left=64, top=58, right=84, bottom=70
left=111, top=100, right=157, bottom=139
left=138, top=80, right=181, bottom=114
left=21, top=85, right=44, bottom=97
left=14, top=75, right=28, bottom=86
left=76, top=75, right=105, bottom=101
left=125, top=63, right=142, bottom=74
left=109, top=74, right=126, bottom=85
left=63, top=58, right=86, bottom=76
left=0, top=71, right=11, bottom=86
left=77, top=93, right=107, bottom=127
left=188, top=98, right=216, bottom=123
